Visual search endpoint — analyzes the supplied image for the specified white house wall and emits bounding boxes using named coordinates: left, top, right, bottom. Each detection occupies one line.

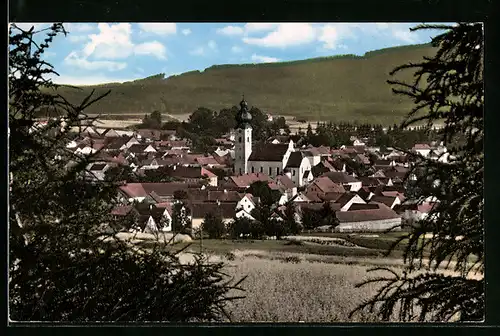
left=337, top=218, right=402, bottom=232
left=347, top=181, right=362, bottom=192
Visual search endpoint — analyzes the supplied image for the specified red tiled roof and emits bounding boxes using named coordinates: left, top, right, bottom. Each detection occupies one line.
left=189, top=202, right=237, bottom=219
left=229, top=173, right=274, bottom=188
left=322, top=172, right=360, bottom=184
left=111, top=205, right=134, bottom=216
left=413, top=144, right=431, bottom=150
left=275, top=174, right=295, bottom=190
left=310, top=176, right=346, bottom=194
left=336, top=202, right=400, bottom=223
left=371, top=195, right=398, bottom=208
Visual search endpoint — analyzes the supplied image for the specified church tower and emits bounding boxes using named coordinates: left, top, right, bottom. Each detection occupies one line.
left=234, top=96, right=252, bottom=175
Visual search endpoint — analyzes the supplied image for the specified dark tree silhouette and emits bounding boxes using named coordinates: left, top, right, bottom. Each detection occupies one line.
left=202, top=211, right=227, bottom=239
left=8, top=23, right=244, bottom=322
left=351, top=23, right=484, bottom=322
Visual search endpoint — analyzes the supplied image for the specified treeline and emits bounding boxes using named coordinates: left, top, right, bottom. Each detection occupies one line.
left=301, top=121, right=443, bottom=150
left=136, top=105, right=290, bottom=153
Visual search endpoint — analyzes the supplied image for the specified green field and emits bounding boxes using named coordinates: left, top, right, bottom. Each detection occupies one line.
left=49, top=43, right=437, bottom=124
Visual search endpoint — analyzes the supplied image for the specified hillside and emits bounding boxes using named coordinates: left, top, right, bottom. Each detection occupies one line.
left=51, top=43, right=437, bottom=124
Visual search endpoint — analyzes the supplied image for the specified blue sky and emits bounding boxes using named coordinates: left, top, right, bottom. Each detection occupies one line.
left=10, top=22, right=447, bottom=86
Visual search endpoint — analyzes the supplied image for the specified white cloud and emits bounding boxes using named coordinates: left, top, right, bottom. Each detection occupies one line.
left=208, top=40, right=217, bottom=50
left=134, top=41, right=167, bottom=59
left=243, top=23, right=316, bottom=48
left=391, top=28, right=420, bottom=43
left=64, top=23, right=94, bottom=32
left=83, top=23, right=134, bottom=59
left=244, top=23, right=279, bottom=34
left=64, top=51, right=127, bottom=71
left=216, top=25, right=244, bottom=36
left=317, top=23, right=355, bottom=50
left=49, top=73, right=134, bottom=86
left=190, top=40, right=217, bottom=56
left=231, top=46, right=243, bottom=53
left=182, top=28, right=191, bottom=36
left=137, top=23, right=177, bottom=35
left=251, top=54, right=281, bottom=63
left=68, top=34, right=89, bottom=43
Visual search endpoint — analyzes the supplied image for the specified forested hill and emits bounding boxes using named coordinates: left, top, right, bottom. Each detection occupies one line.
left=51, top=43, right=437, bottom=124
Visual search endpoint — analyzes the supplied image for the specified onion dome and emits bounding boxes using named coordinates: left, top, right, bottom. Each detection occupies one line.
left=236, top=95, right=252, bottom=127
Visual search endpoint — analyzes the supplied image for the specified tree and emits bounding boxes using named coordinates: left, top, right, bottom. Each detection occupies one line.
left=9, top=24, right=244, bottom=322
left=150, top=110, right=163, bottom=127
left=173, top=189, right=189, bottom=201
left=283, top=202, right=303, bottom=235
left=306, top=123, right=314, bottom=140
left=228, top=217, right=255, bottom=239
left=202, top=212, right=226, bottom=239
left=247, top=181, right=281, bottom=207
left=104, top=165, right=136, bottom=183
left=188, top=107, right=216, bottom=136
left=171, top=201, right=191, bottom=233
left=351, top=23, right=484, bottom=322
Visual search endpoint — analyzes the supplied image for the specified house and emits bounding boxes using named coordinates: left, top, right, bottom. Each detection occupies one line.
left=335, top=202, right=402, bottom=232
left=100, top=128, right=121, bottom=138
left=134, top=203, right=172, bottom=233
left=246, top=142, right=294, bottom=178
left=135, top=129, right=162, bottom=142
left=321, top=172, right=362, bottom=192
left=86, top=162, right=110, bottom=181
left=306, top=176, right=346, bottom=196
left=311, top=160, right=337, bottom=177
left=166, top=140, right=190, bottom=151
left=118, top=182, right=200, bottom=203
left=128, top=144, right=157, bottom=155
left=104, top=137, right=130, bottom=151
left=266, top=135, right=292, bottom=144
left=370, top=195, right=401, bottom=209
left=301, top=148, right=321, bottom=167
left=275, top=174, right=298, bottom=199
left=235, top=193, right=258, bottom=219
left=353, top=139, right=365, bottom=147
left=334, top=192, right=367, bottom=211
left=357, top=186, right=375, bottom=201
left=110, top=203, right=172, bottom=233
left=394, top=200, right=437, bottom=221
left=412, top=143, right=432, bottom=157
left=283, top=151, right=312, bottom=187
left=161, top=166, right=218, bottom=186
left=189, top=202, right=237, bottom=230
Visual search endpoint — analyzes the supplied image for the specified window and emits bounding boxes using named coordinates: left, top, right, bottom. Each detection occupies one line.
left=276, top=167, right=280, bottom=175
left=251, top=166, right=255, bottom=173
left=238, top=137, right=242, bottom=143
left=247, top=137, right=250, bottom=142
left=239, top=168, right=242, bottom=175
left=293, top=170, right=296, bottom=176
left=269, top=167, right=272, bottom=175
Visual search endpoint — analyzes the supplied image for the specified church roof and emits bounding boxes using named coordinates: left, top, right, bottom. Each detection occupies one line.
left=248, top=143, right=289, bottom=162
left=286, top=151, right=305, bottom=168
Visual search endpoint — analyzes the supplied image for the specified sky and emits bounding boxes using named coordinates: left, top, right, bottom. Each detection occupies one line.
left=10, top=22, right=447, bottom=86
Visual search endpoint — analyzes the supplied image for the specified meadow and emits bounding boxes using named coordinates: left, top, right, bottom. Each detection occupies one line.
left=126, top=233, right=481, bottom=322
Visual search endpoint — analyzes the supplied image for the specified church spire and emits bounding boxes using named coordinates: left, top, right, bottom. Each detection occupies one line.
left=236, top=95, right=252, bottom=128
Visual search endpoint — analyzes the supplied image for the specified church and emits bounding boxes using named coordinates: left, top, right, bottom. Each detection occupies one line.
left=233, top=97, right=313, bottom=187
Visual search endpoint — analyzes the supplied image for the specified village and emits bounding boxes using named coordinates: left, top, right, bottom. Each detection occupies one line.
left=31, top=97, right=448, bottom=239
